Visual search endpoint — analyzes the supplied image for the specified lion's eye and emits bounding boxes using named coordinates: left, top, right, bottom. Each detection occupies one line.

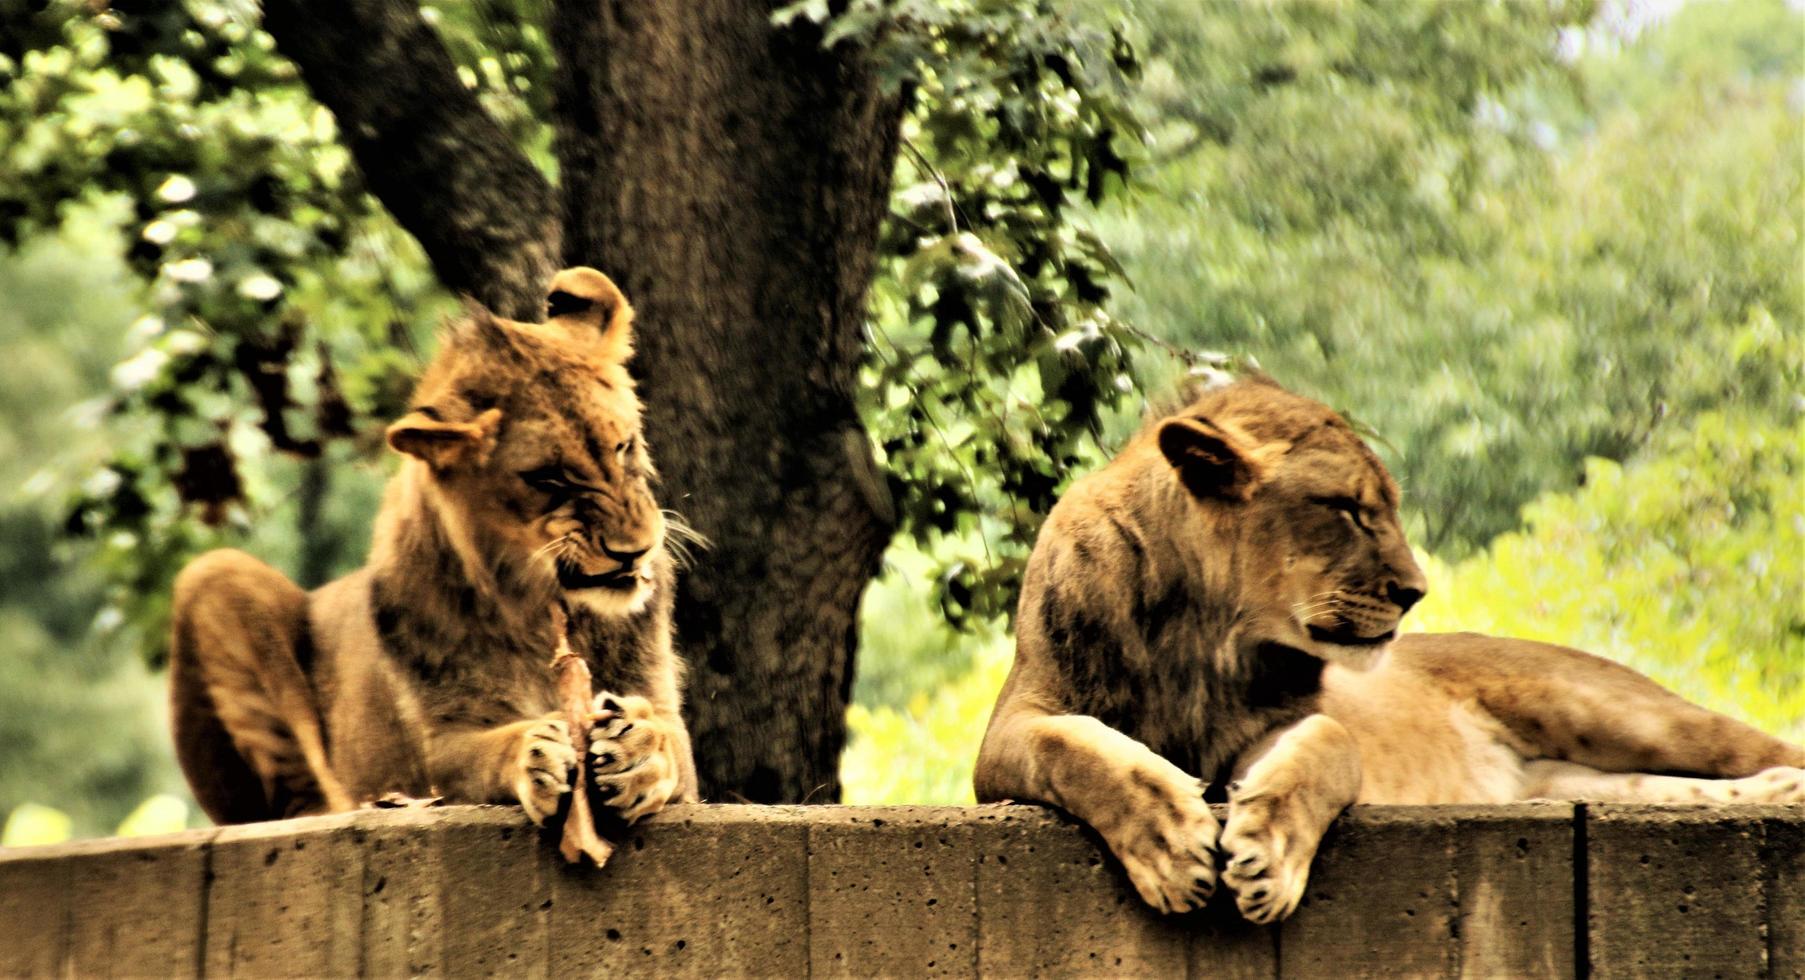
left=520, top=466, right=573, bottom=495
left=1313, top=496, right=1366, bottom=526
left=615, top=436, right=635, bottom=458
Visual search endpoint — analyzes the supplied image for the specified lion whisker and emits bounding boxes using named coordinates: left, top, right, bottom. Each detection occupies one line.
left=661, top=509, right=712, bottom=551
left=663, top=537, right=698, bottom=570
left=1291, top=600, right=1338, bottom=620
left=531, top=533, right=577, bottom=564
left=660, top=510, right=711, bottom=569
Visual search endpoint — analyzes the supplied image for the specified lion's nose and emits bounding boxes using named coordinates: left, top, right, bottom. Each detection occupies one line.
left=1386, top=581, right=1425, bottom=613
left=601, top=543, right=649, bottom=568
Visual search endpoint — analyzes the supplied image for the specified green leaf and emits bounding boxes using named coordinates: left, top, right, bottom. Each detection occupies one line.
left=2, top=803, right=74, bottom=847
left=115, top=793, right=190, bottom=837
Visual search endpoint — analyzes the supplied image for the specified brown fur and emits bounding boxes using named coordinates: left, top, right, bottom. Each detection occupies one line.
left=976, top=378, right=1805, bottom=923
left=170, top=268, right=699, bottom=829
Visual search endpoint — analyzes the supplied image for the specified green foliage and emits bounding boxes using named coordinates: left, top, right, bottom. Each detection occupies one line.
left=1412, top=410, right=1805, bottom=741
left=3, top=0, right=1153, bottom=651
left=112, top=792, right=193, bottom=837
left=0, top=804, right=73, bottom=848
left=0, top=219, right=192, bottom=835
left=423, top=1, right=557, bottom=168
left=0, top=2, right=487, bottom=664
left=3, top=793, right=192, bottom=847
left=781, top=0, right=1150, bottom=625
left=843, top=537, right=1011, bottom=806
left=1092, top=0, right=1801, bottom=556
left=843, top=637, right=1010, bottom=805
left=3, top=0, right=1154, bottom=826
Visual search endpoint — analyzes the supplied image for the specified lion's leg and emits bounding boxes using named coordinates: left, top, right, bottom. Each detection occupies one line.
left=1394, top=634, right=1804, bottom=778
left=1523, top=759, right=1805, bottom=804
left=974, top=702, right=1220, bottom=914
left=1219, top=713, right=1362, bottom=925
left=430, top=716, right=579, bottom=825
left=169, top=549, right=353, bottom=823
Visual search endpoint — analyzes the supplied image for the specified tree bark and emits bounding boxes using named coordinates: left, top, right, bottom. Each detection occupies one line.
left=550, top=1, right=903, bottom=802
left=260, top=0, right=560, bottom=319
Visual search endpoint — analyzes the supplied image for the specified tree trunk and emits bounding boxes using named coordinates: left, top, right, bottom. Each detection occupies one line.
left=263, top=0, right=904, bottom=802
left=551, top=1, right=903, bottom=802
left=261, top=0, right=559, bottom=319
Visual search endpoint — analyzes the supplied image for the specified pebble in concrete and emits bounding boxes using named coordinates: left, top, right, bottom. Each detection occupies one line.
left=204, top=813, right=362, bottom=978
left=1766, top=809, right=1804, bottom=978
left=551, top=804, right=810, bottom=978
left=973, top=804, right=1190, bottom=977
left=1450, top=803, right=1576, bottom=979
left=810, top=806, right=980, bottom=978
left=435, top=807, right=552, bottom=978
left=1587, top=804, right=1770, bottom=980
left=1279, top=806, right=1459, bottom=980
left=1, top=800, right=1800, bottom=978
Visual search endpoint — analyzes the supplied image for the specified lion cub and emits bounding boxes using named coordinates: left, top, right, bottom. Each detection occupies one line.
left=169, top=267, right=698, bottom=829
left=976, top=376, right=1804, bottom=923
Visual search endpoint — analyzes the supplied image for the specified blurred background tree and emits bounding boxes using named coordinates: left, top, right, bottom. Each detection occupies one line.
left=1, top=0, right=1799, bottom=832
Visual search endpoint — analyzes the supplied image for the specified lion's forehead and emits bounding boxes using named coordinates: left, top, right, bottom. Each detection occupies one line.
left=493, top=400, right=635, bottom=471
left=1272, top=444, right=1396, bottom=505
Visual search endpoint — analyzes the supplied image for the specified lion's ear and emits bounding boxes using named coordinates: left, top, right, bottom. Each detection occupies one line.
left=386, top=407, right=503, bottom=470
left=545, top=266, right=634, bottom=361
left=1157, top=416, right=1265, bottom=501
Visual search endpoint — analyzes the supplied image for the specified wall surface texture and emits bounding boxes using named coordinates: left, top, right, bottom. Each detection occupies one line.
left=0, top=802, right=1799, bottom=978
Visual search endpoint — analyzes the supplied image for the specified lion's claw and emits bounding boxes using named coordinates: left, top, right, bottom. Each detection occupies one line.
left=1103, top=768, right=1220, bottom=914
left=1219, top=795, right=1312, bottom=925
left=586, top=691, right=680, bottom=824
left=514, top=717, right=577, bottom=826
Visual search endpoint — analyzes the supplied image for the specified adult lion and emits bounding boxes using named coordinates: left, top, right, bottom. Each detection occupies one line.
left=169, top=267, right=698, bottom=829
left=974, top=376, right=1804, bottom=923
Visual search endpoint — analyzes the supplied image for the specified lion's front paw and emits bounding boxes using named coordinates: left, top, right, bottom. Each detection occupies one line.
left=514, top=717, right=578, bottom=826
left=1101, top=767, right=1219, bottom=914
left=587, top=693, right=682, bottom=824
left=1219, top=792, right=1317, bottom=925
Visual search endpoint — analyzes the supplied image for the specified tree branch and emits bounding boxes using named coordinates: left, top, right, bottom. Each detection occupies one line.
left=260, top=0, right=560, bottom=317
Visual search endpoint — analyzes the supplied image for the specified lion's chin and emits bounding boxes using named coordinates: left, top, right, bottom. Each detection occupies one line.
left=1301, top=634, right=1393, bottom=671
left=565, top=579, right=654, bottom=617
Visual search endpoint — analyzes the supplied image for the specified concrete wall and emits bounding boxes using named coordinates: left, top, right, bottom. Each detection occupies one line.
left=0, top=802, right=1798, bottom=978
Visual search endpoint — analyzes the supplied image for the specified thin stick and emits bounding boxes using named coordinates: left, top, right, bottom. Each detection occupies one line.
left=549, top=604, right=615, bottom=866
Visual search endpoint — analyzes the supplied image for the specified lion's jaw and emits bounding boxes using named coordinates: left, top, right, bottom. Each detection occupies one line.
left=1295, top=632, right=1393, bottom=671
left=1222, top=562, right=1395, bottom=674
left=553, top=542, right=663, bottom=618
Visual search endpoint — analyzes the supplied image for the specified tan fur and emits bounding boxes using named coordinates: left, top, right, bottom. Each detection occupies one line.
left=170, top=268, right=699, bottom=829
left=977, top=378, right=1805, bottom=924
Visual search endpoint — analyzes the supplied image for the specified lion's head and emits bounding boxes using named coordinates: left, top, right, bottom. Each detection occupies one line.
left=384, top=267, right=666, bottom=616
left=1149, top=377, right=1426, bottom=667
